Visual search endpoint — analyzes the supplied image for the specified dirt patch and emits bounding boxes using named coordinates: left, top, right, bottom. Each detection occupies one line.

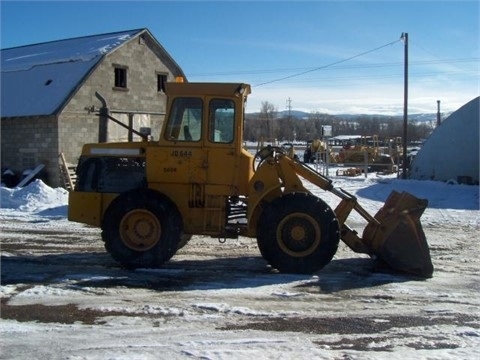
left=0, top=298, right=129, bottom=325
left=222, top=313, right=480, bottom=335
left=313, top=335, right=460, bottom=352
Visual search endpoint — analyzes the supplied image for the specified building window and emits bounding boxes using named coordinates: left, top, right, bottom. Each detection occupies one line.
left=157, top=73, right=167, bottom=93
left=114, top=66, right=128, bottom=88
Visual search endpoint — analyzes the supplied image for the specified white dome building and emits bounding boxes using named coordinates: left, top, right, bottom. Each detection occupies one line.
left=409, top=97, right=479, bottom=184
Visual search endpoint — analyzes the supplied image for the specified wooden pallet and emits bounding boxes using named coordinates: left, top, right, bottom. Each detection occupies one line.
left=58, top=153, right=77, bottom=191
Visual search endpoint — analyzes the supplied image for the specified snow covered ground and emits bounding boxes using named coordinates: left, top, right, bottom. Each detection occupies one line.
left=1, top=171, right=479, bottom=359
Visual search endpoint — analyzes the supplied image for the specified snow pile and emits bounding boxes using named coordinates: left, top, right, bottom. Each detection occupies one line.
left=0, top=179, right=68, bottom=215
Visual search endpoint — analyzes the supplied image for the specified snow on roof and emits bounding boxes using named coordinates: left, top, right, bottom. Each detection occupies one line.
left=1, top=29, right=144, bottom=117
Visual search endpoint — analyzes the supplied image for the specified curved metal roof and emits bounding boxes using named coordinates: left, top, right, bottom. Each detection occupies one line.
left=409, top=97, right=479, bottom=183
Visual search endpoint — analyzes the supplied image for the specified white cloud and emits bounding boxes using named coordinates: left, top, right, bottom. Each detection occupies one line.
left=246, top=81, right=478, bottom=115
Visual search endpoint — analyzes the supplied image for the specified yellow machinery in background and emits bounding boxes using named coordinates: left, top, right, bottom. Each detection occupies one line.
left=305, top=135, right=398, bottom=174
left=303, top=139, right=336, bottom=164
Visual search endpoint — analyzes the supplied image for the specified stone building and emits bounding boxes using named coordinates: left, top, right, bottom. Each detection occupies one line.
left=1, top=28, right=186, bottom=187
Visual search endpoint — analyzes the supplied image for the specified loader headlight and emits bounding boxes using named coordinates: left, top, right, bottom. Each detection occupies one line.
left=234, top=84, right=246, bottom=97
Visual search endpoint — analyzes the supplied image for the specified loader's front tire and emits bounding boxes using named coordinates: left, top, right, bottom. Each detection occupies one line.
left=102, top=189, right=182, bottom=269
left=257, top=193, right=340, bottom=274
left=177, top=234, right=192, bottom=250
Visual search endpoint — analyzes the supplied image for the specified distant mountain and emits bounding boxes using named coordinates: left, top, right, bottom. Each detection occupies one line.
left=247, top=109, right=451, bottom=123
left=276, top=110, right=312, bottom=119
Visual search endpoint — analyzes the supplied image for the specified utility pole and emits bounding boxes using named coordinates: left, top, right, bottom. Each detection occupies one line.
left=286, top=97, right=293, bottom=141
left=437, top=100, right=441, bottom=126
left=286, top=97, right=292, bottom=117
left=401, top=32, right=408, bottom=179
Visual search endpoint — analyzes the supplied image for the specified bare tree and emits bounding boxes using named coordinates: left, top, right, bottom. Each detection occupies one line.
left=243, top=105, right=434, bottom=144
left=260, top=101, right=277, bottom=139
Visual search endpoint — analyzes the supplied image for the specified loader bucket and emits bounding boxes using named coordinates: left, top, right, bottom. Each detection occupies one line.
left=362, top=191, right=434, bottom=278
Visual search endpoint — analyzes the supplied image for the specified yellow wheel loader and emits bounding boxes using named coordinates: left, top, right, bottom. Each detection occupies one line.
left=68, top=82, right=433, bottom=277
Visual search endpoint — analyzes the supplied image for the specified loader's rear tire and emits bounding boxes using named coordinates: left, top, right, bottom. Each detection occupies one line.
left=257, top=193, right=340, bottom=274
left=102, top=189, right=182, bottom=269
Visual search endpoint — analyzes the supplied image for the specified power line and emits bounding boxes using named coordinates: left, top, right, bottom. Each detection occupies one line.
left=259, top=68, right=478, bottom=85
left=410, top=39, right=480, bottom=75
left=253, top=39, right=402, bottom=87
left=188, top=58, right=479, bottom=78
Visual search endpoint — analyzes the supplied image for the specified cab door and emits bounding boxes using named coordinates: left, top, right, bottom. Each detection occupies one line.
left=204, top=98, right=240, bottom=195
left=146, top=95, right=208, bottom=215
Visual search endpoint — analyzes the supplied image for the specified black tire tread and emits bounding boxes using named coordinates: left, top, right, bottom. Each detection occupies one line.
left=102, top=189, right=182, bottom=269
left=257, top=193, right=340, bottom=274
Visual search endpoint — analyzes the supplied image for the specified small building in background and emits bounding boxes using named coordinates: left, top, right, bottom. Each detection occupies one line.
left=409, top=97, right=479, bottom=184
left=1, top=28, right=186, bottom=187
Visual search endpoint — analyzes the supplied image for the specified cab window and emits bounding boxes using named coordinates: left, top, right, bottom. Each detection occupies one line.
left=209, top=99, right=235, bottom=143
left=165, top=97, right=202, bottom=141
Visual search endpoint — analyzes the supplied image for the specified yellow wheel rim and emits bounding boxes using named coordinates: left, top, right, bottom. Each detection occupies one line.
left=119, top=209, right=161, bottom=251
left=276, top=212, right=321, bottom=257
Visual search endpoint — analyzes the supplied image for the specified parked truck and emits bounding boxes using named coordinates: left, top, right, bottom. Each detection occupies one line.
left=68, top=82, right=433, bottom=277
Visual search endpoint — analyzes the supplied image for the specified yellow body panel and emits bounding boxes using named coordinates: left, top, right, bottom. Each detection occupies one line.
left=69, top=82, right=254, bottom=237
left=68, top=192, right=118, bottom=227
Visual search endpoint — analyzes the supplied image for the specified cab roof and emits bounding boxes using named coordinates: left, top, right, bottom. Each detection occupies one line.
left=165, top=82, right=251, bottom=98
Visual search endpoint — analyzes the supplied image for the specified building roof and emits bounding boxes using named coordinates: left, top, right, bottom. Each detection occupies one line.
left=1, top=29, right=185, bottom=118
left=409, top=96, right=479, bottom=183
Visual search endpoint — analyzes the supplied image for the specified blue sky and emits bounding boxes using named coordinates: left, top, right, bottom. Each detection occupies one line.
left=1, top=0, right=479, bottom=114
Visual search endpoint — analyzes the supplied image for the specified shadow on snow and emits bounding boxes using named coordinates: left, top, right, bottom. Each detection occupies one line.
left=1, top=251, right=414, bottom=294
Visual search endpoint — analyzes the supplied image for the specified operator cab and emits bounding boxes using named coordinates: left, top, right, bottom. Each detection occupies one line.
left=151, top=82, right=254, bottom=196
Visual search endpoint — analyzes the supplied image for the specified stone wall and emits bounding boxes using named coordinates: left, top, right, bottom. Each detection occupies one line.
left=59, top=33, right=174, bottom=167
left=1, top=116, right=59, bottom=186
